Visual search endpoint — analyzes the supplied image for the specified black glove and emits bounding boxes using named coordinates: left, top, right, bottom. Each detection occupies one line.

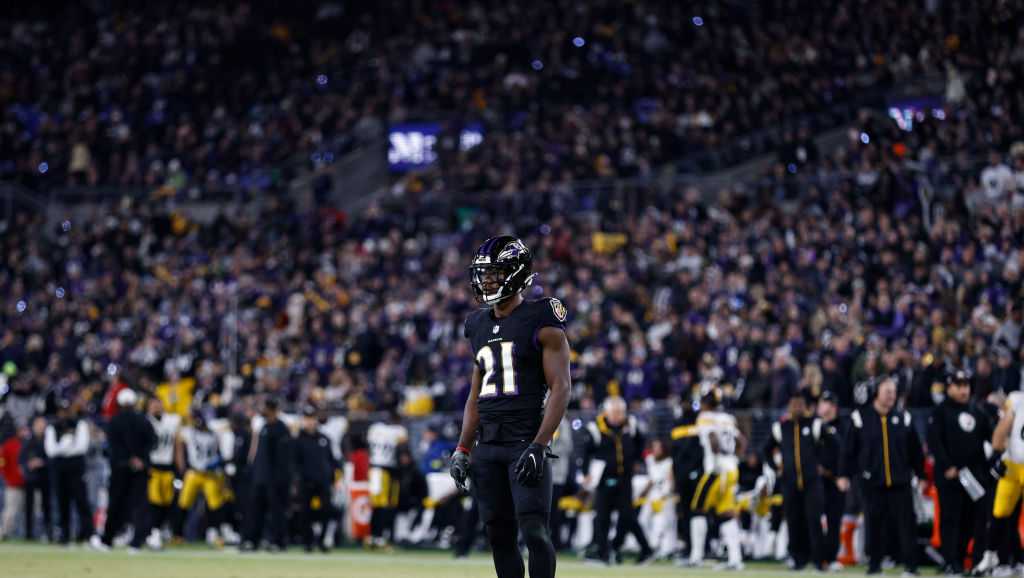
left=989, top=452, right=1007, bottom=481
left=514, top=443, right=554, bottom=487
left=450, top=448, right=471, bottom=493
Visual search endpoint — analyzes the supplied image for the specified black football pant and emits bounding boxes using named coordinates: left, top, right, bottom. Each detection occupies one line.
left=937, top=478, right=992, bottom=569
left=783, top=480, right=826, bottom=569
left=298, top=482, right=336, bottom=548
left=471, top=441, right=555, bottom=578
left=549, top=483, right=569, bottom=550
left=101, top=466, right=148, bottom=547
left=245, top=482, right=287, bottom=548
left=592, top=479, right=652, bottom=560
left=822, top=478, right=844, bottom=563
left=454, top=497, right=480, bottom=556
left=675, top=474, right=701, bottom=555
left=864, top=484, right=917, bottom=573
left=54, top=457, right=93, bottom=544
left=25, top=476, right=52, bottom=540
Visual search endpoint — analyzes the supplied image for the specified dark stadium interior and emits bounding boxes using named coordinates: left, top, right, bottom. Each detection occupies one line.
left=1, top=0, right=1023, bottom=575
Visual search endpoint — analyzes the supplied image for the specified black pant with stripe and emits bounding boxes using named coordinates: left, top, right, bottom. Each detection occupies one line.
left=782, top=480, right=825, bottom=569
left=591, top=477, right=651, bottom=560
left=864, top=484, right=917, bottom=573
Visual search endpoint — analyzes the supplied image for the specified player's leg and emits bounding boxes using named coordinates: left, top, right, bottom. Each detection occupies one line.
left=508, top=445, right=555, bottom=578
left=174, top=471, right=200, bottom=539
left=715, top=469, right=743, bottom=569
left=200, top=473, right=227, bottom=546
left=471, top=443, right=524, bottom=578
left=145, top=468, right=171, bottom=548
left=688, top=472, right=716, bottom=564
left=989, top=463, right=1023, bottom=571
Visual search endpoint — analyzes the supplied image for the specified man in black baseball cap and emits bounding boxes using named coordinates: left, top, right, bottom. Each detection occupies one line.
left=926, top=370, right=995, bottom=575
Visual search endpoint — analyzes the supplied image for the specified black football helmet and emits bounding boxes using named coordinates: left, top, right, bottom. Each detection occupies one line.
left=469, top=235, right=536, bottom=306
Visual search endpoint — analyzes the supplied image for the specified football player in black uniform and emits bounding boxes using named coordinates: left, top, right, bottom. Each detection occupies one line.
left=449, top=236, right=571, bottom=578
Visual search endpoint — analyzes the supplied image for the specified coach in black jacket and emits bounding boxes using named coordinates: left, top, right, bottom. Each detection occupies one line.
left=763, top=389, right=832, bottom=571
left=926, top=371, right=994, bottom=574
left=95, top=389, right=156, bottom=550
left=243, top=398, right=292, bottom=551
left=838, top=377, right=925, bottom=575
left=294, top=406, right=339, bottom=552
left=582, top=396, right=653, bottom=565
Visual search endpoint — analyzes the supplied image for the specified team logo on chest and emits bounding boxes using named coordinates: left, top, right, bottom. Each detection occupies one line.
left=958, top=412, right=976, bottom=432
left=493, top=325, right=500, bottom=334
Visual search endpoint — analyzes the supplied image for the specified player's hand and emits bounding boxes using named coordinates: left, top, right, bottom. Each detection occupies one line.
left=450, top=448, right=471, bottom=493
left=514, top=443, right=548, bottom=487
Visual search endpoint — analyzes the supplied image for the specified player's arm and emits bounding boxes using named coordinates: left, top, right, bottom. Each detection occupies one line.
left=533, top=326, right=571, bottom=447
left=174, top=433, right=186, bottom=474
left=993, top=405, right=1015, bottom=452
left=457, top=365, right=483, bottom=451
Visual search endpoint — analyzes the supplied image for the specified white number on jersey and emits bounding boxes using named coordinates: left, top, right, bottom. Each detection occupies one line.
left=477, top=341, right=517, bottom=397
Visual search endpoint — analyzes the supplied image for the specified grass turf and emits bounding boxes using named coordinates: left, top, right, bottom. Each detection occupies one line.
left=0, top=542, right=888, bottom=577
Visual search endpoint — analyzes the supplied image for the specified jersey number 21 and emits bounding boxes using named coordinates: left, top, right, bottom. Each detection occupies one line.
left=477, top=342, right=517, bottom=397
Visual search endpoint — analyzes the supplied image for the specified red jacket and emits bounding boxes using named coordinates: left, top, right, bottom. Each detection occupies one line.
left=0, top=436, right=25, bottom=487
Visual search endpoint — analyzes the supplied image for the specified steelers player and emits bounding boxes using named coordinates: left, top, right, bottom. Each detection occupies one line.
left=989, top=390, right=1024, bottom=573
left=174, top=410, right=229, bottom=547
left=367, top=408, right=409, bottom=547
left=687, top=387, right=746, bottom=570
left=144, top=397, right=181, bottom=550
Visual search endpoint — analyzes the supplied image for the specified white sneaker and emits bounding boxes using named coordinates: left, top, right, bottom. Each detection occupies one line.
left=127, top=547, right=141, bottom=555
left=992, top=567, right=1014, bottom=578
left=89, top=535, right=111, bottom=552
left=146, top=530, right=163, bottom=551
left=220, top=525, right=241, bottom=546
left=205, top=528, right=223, bottom=548
left=828, top=561, right=845, bottom=572
left=713, top=562, right=746, bottom=571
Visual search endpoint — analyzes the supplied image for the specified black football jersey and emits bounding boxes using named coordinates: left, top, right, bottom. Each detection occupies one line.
left=464, top=297, right=568, bottom=442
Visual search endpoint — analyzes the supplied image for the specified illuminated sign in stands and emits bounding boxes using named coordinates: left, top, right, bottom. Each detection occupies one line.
left=388, top=123, right=483, bottom=173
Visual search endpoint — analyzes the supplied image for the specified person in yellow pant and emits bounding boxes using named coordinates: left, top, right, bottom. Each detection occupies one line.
left=173, top=411, right=229, bottom=547
left=983, top=391, right=1024, bottom=576
left=144, top=398, right=181, bottom=549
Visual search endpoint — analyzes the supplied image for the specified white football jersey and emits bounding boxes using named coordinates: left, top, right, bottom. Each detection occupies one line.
left=149, top=414, right=181, bottom=467
left=181, top=426, right=221, bottom=471
left=644, top=455, right=674, bottom=501
left=697, top=410, right=739, bottom=472
left=367, top=423, right=408, bottom=468
left=319, top=416, right=348, bottom=462
left=1007, top=392, right=1024, bottom=464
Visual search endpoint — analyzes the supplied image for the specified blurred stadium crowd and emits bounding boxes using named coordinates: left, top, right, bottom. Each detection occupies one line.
left=1, top=0, right=1024, bottom=572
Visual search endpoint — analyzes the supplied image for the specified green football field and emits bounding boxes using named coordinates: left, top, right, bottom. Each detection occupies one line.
left=0, top=542, right=885, bottom=577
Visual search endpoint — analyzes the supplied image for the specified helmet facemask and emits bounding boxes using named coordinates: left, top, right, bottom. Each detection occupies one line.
left=468, top=236, right=536, bottom=306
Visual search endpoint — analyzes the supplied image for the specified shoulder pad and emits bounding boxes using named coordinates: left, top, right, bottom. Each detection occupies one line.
left=1008, top=392, right=1024, bottom=411
left=851, top=410, right=863, bottom=429
left=534, top=297, right=568, bottom=328
left=771, top=422, right=782, bottom=442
